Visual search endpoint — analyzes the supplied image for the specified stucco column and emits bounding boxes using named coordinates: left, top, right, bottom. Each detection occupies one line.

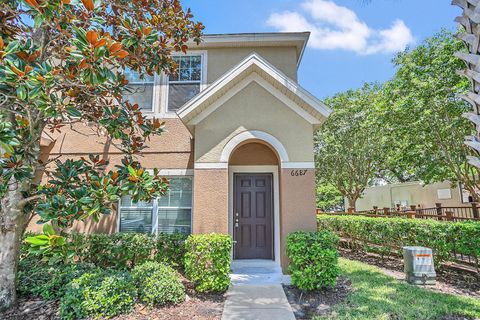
left=280, top=168, right=316, bottom=270
left=192, top=168, right=229, bottom=234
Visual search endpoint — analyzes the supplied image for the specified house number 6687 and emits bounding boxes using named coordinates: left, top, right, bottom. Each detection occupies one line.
left=290, top=169, right=307, bottom=176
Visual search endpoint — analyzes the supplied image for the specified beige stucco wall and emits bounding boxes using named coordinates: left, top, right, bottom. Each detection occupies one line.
left=353, top=181, right=469, bottom=211
left=280, top=169, right=317, bottom=269
left=46, top=118, right=193, bottom=164
left=230, top=141, right=279, bottom=166
left=203, top=47, right=298, bottom=83
left=70, top=213, right=118, bottom=234
left=194, top=82, right=314, bottom=163
left=192, top=169, right=229, bottom=234
left=28, top=207, right=118, bottom=234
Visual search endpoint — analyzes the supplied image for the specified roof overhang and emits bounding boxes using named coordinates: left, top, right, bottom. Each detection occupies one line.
left=176, top=52, right=332, bottom=132
left=189, top=32, right=310, bottom=68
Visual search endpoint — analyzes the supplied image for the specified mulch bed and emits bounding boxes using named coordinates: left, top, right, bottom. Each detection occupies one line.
left=112, top=294, right=225, bottom=320
left=339, top=247, right=480, bottom=298
left=1, top=278, right=225, bottom=320
left=113, top=278, right=225, bottom=320
left=1, top=298, right=59, bottom=320
left=282, top=277, right=351, bottom=320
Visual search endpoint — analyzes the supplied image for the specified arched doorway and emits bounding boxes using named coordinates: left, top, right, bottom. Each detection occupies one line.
left=227, top=139, right=281, bottom=262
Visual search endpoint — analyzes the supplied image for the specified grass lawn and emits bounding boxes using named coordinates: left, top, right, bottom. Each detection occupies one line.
left=315, top=258, right=480, bottom=320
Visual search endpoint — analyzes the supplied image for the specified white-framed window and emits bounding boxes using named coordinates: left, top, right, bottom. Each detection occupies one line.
left=118, top=176, right=193, bottom=234
left=118, top=197, right=153, bottom=234
left=167, top=54, right=204, bottom=112
left=157, top=177, right=193, bottom=234
left=123, top=69, right=155, bottom=112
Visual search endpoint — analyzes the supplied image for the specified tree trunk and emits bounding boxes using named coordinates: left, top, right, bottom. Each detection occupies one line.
left=0, top=185, right=27, bottom=311
left=0, top=105, right=42, bottom=310
left=465, top=183, right=480, bottom=202
left=347, top=197, right=357, bottom=212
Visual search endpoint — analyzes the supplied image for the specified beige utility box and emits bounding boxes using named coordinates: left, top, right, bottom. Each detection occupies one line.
left=402, top=246, right=436, bottom=285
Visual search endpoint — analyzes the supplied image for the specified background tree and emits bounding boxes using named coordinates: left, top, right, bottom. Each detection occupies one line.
left=0, top=0, right=202, bottom=309
left=315, top=84, right=385, bottom=210
left=315, top=183, right=344, bottom=212
left=382, top=31, right=480, bottom=199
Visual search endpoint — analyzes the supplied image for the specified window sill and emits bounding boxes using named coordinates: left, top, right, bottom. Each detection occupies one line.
left=140, top=112, right=179, bottom=119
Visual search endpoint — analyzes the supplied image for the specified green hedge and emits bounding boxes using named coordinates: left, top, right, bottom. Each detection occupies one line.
left=184, top=233, right=233, bottom=293
left=286, top=231, right=339, bottom=291
left=60, top=269, right=137, bottom=319
left=155, top=232, right=188, bottom=266
left=317, top=215, right=480, bottom=266
left=17, top=258, right=97, bottom=300
left=18, top=257, right=187, bottom=318
left=70, top=232, right=187, bottom=269
left=131, top=261, right=185, bottom=307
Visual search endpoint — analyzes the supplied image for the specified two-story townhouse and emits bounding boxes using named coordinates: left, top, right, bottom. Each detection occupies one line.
left=32, top=32, right=332, bottom=270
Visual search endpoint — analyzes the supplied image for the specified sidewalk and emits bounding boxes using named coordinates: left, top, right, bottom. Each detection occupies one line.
left=222, top=260, right=295, bottom=320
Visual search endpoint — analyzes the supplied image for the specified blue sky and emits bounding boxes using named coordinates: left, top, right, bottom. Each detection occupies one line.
left=182, top=0, right=461, bottom=99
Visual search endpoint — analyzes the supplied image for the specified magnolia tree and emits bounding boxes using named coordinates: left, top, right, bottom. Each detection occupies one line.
left=0, top=0, right=202, bottom=309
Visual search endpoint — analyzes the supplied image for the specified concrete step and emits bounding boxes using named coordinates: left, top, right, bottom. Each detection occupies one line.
left=230, top=259, right=291, bottom=285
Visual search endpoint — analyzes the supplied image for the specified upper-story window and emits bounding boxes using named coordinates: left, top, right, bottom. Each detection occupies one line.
left=123, top=69, right=155, bottom=112
left=167, top=55, right=203, bottom=112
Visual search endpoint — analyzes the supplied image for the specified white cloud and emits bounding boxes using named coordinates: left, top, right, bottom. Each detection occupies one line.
left=266, top=0, right=414, bottom=55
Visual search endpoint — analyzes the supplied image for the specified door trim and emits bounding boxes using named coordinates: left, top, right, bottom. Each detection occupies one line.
left=228, top=165, right=280, bottom=265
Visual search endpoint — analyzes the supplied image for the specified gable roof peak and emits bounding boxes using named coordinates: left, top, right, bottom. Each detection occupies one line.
left=176, top=52, right=332, bottom=130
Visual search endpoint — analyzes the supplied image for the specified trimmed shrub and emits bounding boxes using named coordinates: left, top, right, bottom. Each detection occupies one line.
left=131, top=261, right=185, bottom=307
left=286, top=231, right=339, bottom=291
left=17, top=256, right=96, bottom=300
left=71, top=232, right=156, bottom=269
left=70, top=232, right=188, bottom=269
left=184, top=233, right=233, bottom=293
left=16, top=256, right=51, bottom=299
left=60, top=269, right=137, bottom=319
left=317, top=215, right=480, bottom=267
left=154, top=232, right=188, bottom=267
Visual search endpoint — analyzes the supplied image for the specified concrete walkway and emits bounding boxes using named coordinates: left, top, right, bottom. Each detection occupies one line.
left=222, top=260, right=295, bottom=320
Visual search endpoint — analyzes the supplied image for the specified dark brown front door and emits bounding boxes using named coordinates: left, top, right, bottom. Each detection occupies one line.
left=233, top=173, right=273, bottom=260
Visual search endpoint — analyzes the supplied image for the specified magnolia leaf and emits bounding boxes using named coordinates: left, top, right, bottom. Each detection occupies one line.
left=24, top=0, right=40, bottom=9
left=33, top=14, right=44, bottom=28
left=65, top=106, right=81, bottom=118
left=86, top=30, right=98, bottom=44
left=127, top=165, right=137, bottom=176
left=115, top=50, right=129, bottom=59
left=86, top=205, right=100, bottom=216
left=43, top=223, right=56, bottom=236
left=73, top=26, right=88, bottom=44
left=25, top=236, right=49, bottom=246
left=16, top=86, right=27, bottom=100
left=0, top=142, right=14, bottom=153
left=81, top=0, right=95, bottom=11
left=109, top=42, right=122, bottom=53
